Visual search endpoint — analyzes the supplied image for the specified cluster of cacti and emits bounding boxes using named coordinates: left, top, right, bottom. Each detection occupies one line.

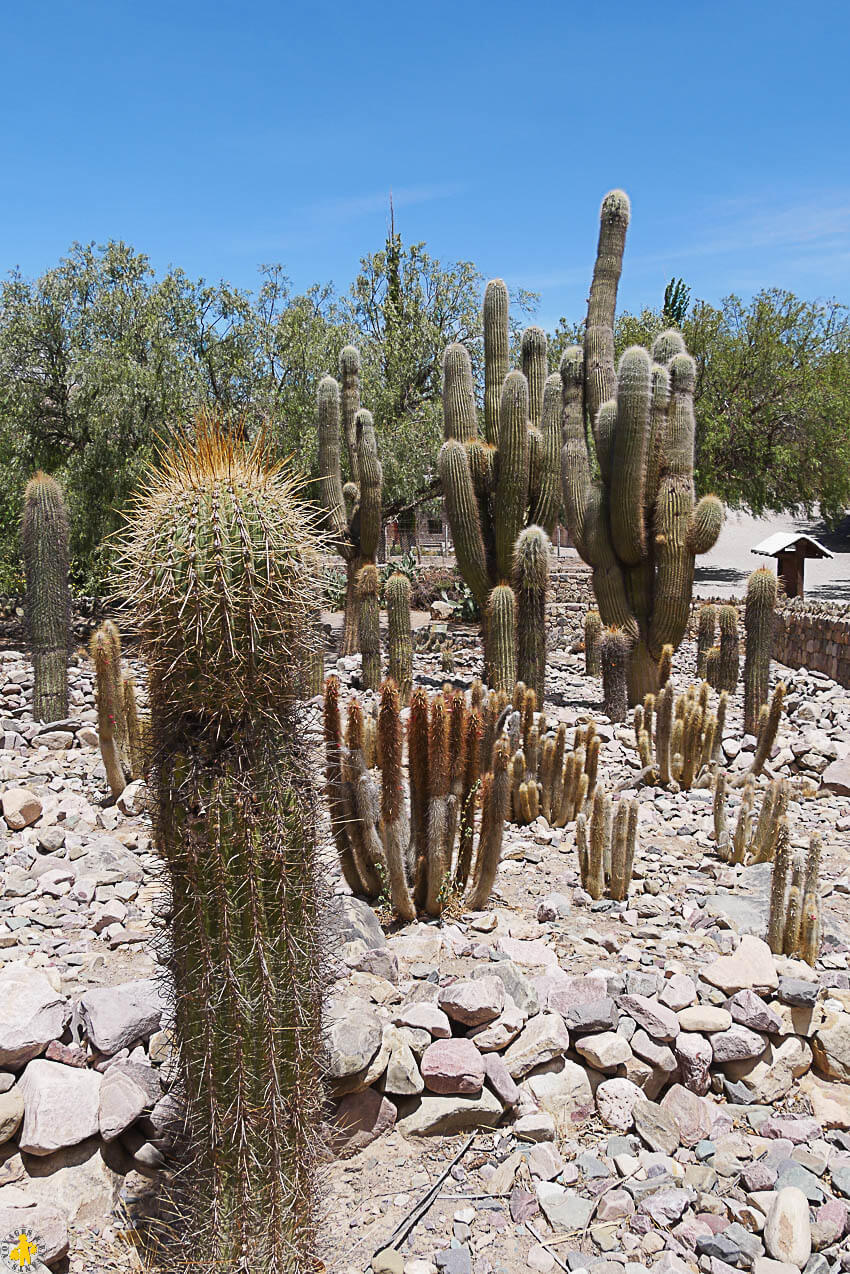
left=584, top=609, right=602, bottom=677
left=316, top=347, right=384, bottom=680
left=744, top=567, right=777, bottom=735
left=21, top=472, right=70, bottom=722
left=705, top=604, right=739, bottom=693
left=502, top=682, right=601, bottom=830
left=386, top=572, right=413, bottom=704
left=89, top=619, right=146, bottom=799
left=438, top=284, right=557, bottom=699
left=713, top=770, right=788, bottom=864
left=635, top=679, right=727, bottom=791
left=323, top=677, right=510, bottom=917
left=600, top=628, right=629, bottom=721
left=767, top=823, right=822, bottom=965
left=561, top=191, right=724, bottom=705
left=576, top=788, right=639, bottom=901
left=118, top=417, right=325, bottom=1271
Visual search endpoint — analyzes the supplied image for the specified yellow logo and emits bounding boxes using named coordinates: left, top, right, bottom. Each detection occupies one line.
left=1, top=1230, right=39, bottom=1270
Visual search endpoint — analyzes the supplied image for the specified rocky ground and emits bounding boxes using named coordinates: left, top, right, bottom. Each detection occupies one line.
left=0, top=604, right=849, bottom=1274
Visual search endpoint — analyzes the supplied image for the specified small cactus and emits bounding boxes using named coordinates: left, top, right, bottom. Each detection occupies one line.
left=600, top=629, right=629, bottom=722
left=89, top=624, right=128, bottom=801
left=576, top=787, right=638, bottom=901
left=640, top=680, right=723, bottom=791
left=487, top=585, right=517, bottom=694
left=696, top=605, right=716, bottom=681
left=358, top=563, right=381, bottom=690
left=713, top=769, right=787, bottom=864
left=744, top=567, right=777, bottom=735
left=584, top=609, right=602, bottom=677
left=21, top=472, right=70, bottom=722
left=749, top=681, right=785, bottom=777
left=768, top=826, right=822, bottom=965
left=513, top=525, right=550, bottom=702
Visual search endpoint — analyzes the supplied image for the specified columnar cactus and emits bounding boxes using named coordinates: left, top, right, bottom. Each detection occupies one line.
left=600, top=629, right=629, bottom=722
left=744, top=567, right=777, bottom=735
left=561, top=192, right=723, bottom=705
left=89, top=624, right=127, bottom=800
left=439, top=282, right=560, bottom=694
left=21, top=472, right=70, bottom=722
left=316, top=350, right=383, bottom=657
left=118, top=418, right=324, bottom=1272
left=576, top=788, right=639, bottom=901
left=584, top=609, right=602, bottom=677
left=707, top=604, right=739, bottom=693
left=386, top=571, right=413, bottom=704
left=696, top=605, right=716, bottom=681
left=358, top=563, right=381, bottom=690
left=513, top=526, right=550, bottom=703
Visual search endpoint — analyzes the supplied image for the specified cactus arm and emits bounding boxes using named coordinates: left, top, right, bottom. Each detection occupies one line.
left=494, top=370, right=530, bottom=579
left=443, top=342, right=478, bottom=443
left=339, top=344, right=362, bottom=484
left=594, top=401, right=618, bottom=486
left=486, top=584, right=517, bottom=695
left=643, top=364, right=671, bottom=515
left=530, top=373, right=563, bottom=534
left=585, top=190, right=631, bottom=432
left=316, top=375, right=352, bottom=554
left=355, top=409, right=382, bottom=561
left=610, top=348, right=651, bottom=565
left=483, top=280, right=510, bottom=445
left=560, top=346, right=593, bottom=561
left=521, top=326, right=548, bottom=427
left=688, top=494, right=724, bottom=555
left=438, top=440, right=492, bottom=607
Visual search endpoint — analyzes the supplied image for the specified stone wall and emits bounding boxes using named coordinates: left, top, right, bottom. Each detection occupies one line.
left=773, top=603, right=850, bottom=687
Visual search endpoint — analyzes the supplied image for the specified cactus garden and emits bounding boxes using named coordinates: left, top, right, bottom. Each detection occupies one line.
left=0, top=186, right=848, bottom=1274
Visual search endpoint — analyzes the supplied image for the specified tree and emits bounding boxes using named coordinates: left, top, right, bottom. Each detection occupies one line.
left=662, top=277, right=690, bottom=328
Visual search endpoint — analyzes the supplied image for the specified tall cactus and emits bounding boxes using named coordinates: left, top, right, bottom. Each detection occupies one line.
left=118, top=416, right=324, bottom=1272
left=386, top=571, right=413, bottom=704
left=316, top=350, right=383, bottom=657
left=560, top=192, right=724, bottom=705
left=439, top=281, right=560, bottom=694
left=21, top=472, right=70, bottom=722
left=744, top=567, right=777, bottom=735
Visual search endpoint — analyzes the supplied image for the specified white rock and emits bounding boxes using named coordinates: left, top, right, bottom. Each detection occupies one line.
left=764, top=1186, right=811, bottom=1267
left=0, top=964, right=67, bottom=1067
left=18, top=1059, right=102, bottom=1155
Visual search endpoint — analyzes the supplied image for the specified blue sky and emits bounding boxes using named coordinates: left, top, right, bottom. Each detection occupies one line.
left=2, top=1, right=849, bottom=329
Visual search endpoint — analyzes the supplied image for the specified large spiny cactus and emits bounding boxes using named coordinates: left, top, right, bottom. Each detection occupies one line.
left=21, top=472, right=70, bottom=722
left=561, top=192, right=724, bottom=705
left=439, top=282, right=559, bottom=698
left=317, top=348, right=383, bottom=657
left=118, top=416, right=324, bottom=1273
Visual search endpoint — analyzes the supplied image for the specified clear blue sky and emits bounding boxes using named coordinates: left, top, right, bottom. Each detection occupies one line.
left=3, top=1, right=849, bottom=329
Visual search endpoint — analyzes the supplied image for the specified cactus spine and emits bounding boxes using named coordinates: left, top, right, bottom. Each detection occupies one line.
left=560, top=192, right=723, bottom=705
left=21, top=472, right=70, bottom=723
left=316, top=352, right=383, bottom=658
left=118, top=418, right=324, bottom=1271
left=439, top=282, right=559, bottom=693
left=744, top=567, right=777, bottom=735
left=600, top=629, right=629, bottom=722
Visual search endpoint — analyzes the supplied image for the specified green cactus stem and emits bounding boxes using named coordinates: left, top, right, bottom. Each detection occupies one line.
left=21, top=472, right=70, bottom=722
left=715, top=605, right=740, bottom=693
left=117, top=417, right=324, bottom=1272
left=487, top=585, right=517, bottom=695
left=386, top=572, right=413, bottom=704
left=696, top=605, right=716, bottom=681
left=744, top=567, right=778, bottom=735
left=358, top=564, right=381, bottom=691
left=513, top=526, right=550, bottom=702
left=584, top=610, right=602, bottom=677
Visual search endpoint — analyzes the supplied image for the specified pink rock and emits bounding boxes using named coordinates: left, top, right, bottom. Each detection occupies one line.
left=596, top=1077, right=644, bottom=1130
left=438, top=976, right=504, bottom=1027
left=421, top=1038, right=485, bottom=1094
left=392, top=1002, right=451, bottom=1038
left=619, top=994, right=680, bottom=1043
left=482, top=1052, right=519, bottom=1106
left=674, top=1032, right=712, bottom=1096
left=1, top=787, right=42, bottom=830
left=659, top=1083, right=713, bottom=1147
left=330, top=1087, right=397, bottom=1154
